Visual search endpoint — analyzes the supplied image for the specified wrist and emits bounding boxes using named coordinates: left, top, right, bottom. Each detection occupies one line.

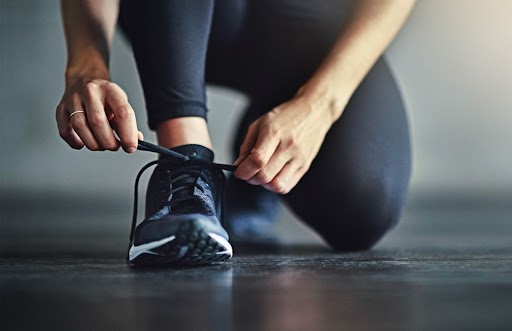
left=65, top=55, right=110, bottom=86
left=296, top=82, right=348, bottom=125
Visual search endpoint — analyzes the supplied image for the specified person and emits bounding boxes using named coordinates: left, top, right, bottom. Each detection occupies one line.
left=57, top=0, right=415, bottom=265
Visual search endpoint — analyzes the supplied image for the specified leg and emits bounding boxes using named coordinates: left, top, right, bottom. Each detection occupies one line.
left=119, top=0, right=214, bottom=147
left=228, top=1, right=411, bottom=250
left=282, top=58, right=411, bottom=251
left=118, top=1, right=247, bottom=265
left=219, top=0, right=355, bottom=244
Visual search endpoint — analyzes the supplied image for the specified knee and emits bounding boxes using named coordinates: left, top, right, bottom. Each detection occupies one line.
left=321, top=173, right=408, bottom=252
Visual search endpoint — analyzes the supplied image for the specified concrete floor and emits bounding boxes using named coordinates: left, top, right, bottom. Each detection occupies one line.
left=1, top=194, right=512, bottom=330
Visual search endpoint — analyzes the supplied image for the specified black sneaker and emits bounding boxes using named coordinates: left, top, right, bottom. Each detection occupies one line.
left=128, top=143, right=234, bottom=266
left=224, top=174, right=282, bottom=248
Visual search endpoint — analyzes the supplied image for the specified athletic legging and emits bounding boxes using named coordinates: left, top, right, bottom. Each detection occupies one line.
left=119, top=0, right=412, bottom=251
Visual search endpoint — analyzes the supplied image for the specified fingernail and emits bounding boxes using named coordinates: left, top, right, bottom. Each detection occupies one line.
left=247, top=178, right=258, bottom=185
left=126, top=146, right=136, bottom=153
left=234, top=154, right=247, bottom=166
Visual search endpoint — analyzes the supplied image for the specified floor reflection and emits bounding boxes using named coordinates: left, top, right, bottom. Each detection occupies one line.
left=230, top=257, right=416, bottom=330
left=123, top=264, right=234, bottom=330
left=2, top=248, right=512, bottom=330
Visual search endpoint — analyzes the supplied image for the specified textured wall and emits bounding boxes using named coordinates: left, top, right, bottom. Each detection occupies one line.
left=1, top=0, right=511, bottom=201
left=387, top=0, right=512, bottom=194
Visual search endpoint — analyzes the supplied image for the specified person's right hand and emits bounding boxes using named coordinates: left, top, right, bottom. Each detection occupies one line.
left=56, top=77, right=141, bottom=152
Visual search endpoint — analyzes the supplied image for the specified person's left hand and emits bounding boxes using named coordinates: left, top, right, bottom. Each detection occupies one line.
left=234, top=95, right=334, bottom=194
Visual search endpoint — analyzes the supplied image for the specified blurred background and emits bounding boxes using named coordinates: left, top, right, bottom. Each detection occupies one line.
left=1, top=0, right=511, bottom=254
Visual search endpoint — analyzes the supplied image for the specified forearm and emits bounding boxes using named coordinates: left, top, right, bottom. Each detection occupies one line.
left=299, top=0, right=415, bottom=123
left=60, top=0, right=119, bottom=84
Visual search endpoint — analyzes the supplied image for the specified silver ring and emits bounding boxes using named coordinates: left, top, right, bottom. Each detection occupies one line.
left=69, top=110, right=85, bottom=119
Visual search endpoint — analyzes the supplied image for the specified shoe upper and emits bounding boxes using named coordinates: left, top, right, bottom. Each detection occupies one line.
left=224, top=174, right=281, bottom=246
left=133, top=144, right=228, bottom=246
left=146, top=164, right=218, bottom=219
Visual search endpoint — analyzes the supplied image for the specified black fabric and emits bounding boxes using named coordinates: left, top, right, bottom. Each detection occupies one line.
left=145, top=144, right=219, bottom=219
left=128, top=142, right=232, bottom=254
left=120, top=0, right=411, bottom=251
left=119, top=0, right=214, bottom=130
left=164, top=145, right=216, bottom=217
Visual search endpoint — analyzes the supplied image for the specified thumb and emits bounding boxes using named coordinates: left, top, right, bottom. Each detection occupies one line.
left=234, top=121, right=260, bottom=166
left=110, top=118, right=144, bottom=146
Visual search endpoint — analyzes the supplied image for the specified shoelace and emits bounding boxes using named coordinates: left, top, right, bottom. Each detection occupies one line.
left=164, top=167, right=215, bottom=215
left=128, top=140, right=237, bottom=259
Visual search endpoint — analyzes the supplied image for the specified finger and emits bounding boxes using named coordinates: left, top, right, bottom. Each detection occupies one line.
left=109, top=119, right=144, bottom=143
left=56, top=103, right=84, bottom=149
left=106, top=84, right=138, bottom=153
left=69, top=95, right=102, bottom=151
left=81, top=87, right=119, bottom=151
left=247, top=143, right=291, bottom=185
left=235, top=122, right=280, bottom=180
left=283, top=165, right=308, bottom=194
left=263, top=161, right=300, bottom=194
left=234, top=121, right=259, bottom=166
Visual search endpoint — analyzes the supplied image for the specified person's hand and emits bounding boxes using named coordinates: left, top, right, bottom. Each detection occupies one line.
left=56, top=76, right=142, bottom=152
left=234, top=95, right=334, bottom=194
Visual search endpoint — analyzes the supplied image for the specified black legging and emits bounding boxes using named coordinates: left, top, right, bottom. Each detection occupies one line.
left=119, top=0, right=411, bottom=251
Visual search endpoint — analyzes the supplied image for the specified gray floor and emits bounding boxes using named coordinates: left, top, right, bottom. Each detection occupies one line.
left=1, top=194, right=512, bottom=330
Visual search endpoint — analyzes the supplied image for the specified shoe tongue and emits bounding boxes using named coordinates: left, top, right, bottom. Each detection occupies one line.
left=164, top=144, right=214, bottom=162
left=170, top=174, right=213, bottom=215
left=162, top=144, right=215, bottom=215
